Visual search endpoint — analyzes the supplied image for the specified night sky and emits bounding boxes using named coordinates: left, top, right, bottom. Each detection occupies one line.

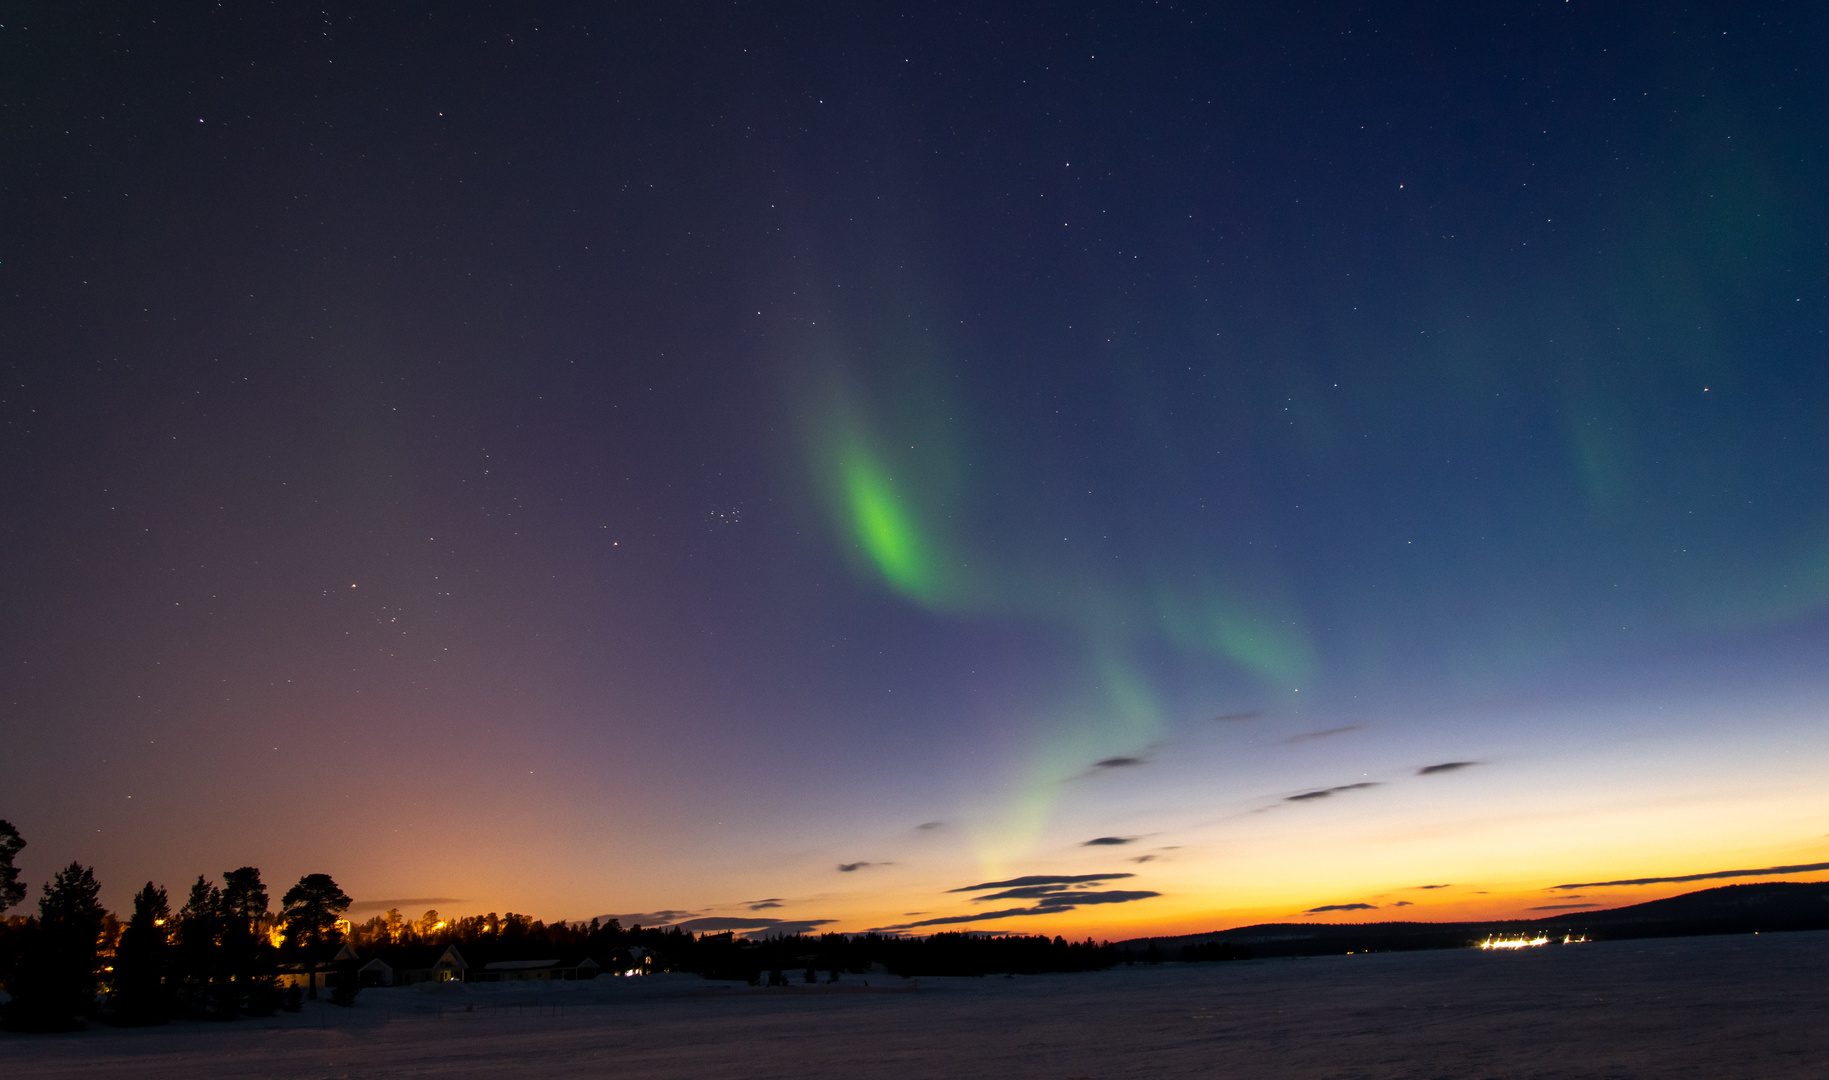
left=5, top=2, right=1828, bottom=938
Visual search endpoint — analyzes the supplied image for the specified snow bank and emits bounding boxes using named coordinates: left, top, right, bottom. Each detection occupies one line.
left=5, top=930, right=1826, bottom=1078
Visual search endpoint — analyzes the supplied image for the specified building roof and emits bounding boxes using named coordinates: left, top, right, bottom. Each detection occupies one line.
left=365, top=943, right=468, bottom=970
left=478, top=955, right=599, bottom=971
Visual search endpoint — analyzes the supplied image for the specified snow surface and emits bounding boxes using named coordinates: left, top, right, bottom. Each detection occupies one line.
left=6, top=930, right=1828, bottom=1078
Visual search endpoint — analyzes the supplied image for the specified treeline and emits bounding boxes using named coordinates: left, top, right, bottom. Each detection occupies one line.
left=342, top=906, right=703, bottom=970
left=0, top=819, right=1148, bottom=1034
left=0, top=820, right=354, bottom=1032
left=689, top=930, right=1119, bottom=983
left=344, top=908, right=1123, bottom=983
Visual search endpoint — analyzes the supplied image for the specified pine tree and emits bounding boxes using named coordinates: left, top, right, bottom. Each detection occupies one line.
left=219, top=867, right=280, bottom=1015
left=0, top=820, right=24, bottom=913
left=107, top=883, right=172, bottom=1026
left=2, top=863, right=106, bottom=1032
left=172, top=875, right=223, bottom=1018
left=281, top=873, right=352, bottom=1000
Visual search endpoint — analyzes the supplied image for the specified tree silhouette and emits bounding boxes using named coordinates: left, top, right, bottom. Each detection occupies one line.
left=107, top=883, right=172, bottom=1026
left=173, top=875, right=223, bottom=1017
left=0, top=820, right=24, bottom=913
left=220, top=868, right=269, bottom=944
left=2, top=862, right=105, bottom=1032
left=281, top=873, right=351, bottom=1000
left=219, top=867, right=279, bottom=1016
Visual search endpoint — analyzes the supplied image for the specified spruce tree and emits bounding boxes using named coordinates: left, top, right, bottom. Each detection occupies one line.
left=172, top=875, right=223, bottom=1018
left=0, top=820, right=24, bottom=913
left=220, top=867, right=280, bottom=1015
left=107, top=883, right=172, bottom=1026
left=1, top=863, right=105, bottom=1032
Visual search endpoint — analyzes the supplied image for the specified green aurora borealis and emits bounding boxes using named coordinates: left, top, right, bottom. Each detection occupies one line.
left=6, top=2, right=1829, bottom=930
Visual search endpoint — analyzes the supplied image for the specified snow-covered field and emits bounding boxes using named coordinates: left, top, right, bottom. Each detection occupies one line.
left=7, top=930, right=1827, bottom=1078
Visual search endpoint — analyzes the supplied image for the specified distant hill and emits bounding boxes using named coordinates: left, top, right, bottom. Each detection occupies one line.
left=1116, top=882, right=1829, bottom=959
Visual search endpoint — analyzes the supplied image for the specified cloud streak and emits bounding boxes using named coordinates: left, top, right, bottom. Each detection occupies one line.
left=1551, top=861, right=1829, bottom=890
left=671, top=916, right=837, bottom=936
left=1304, top=903, right=1376, bottom=914
left=880, top=872, right=1160, bottom=930
left=948, top=873, right=1133, bottom=893
left=1418, top=761, right=1480, bottom=775
left=1286, top=782, right=1379, bottom=802
left=1081, top=835, right=1137, bottom=846
left=877, top=890, right=1162, bottom=931
left=1091, top=756, right=1145, bottom=770
left=1284, top=726, right=1360, bottom=743
left=594, top=909, right=700, bottom=927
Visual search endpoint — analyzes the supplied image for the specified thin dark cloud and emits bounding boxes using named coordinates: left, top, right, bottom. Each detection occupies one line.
left=972, top=884, right=1083, bottom=902
left=916, top=821, right=944, bottom=830
left=672, top=916, right=838, bottom=936
left=1284, top=726, right=1361, bottom=744
left=1392, top=900, right=1413, bottom=907
left=1412, top=884, right=1451, bottom=890
left=837, top=861, right=884, bottom=873
left=1081, top=835, right=1136, bottom=846
left=345, top=897, right=465, bottom=916
left=949, top=873, right=1132, bottom=893
left=748, top=901, right=782, bottom=910
left=1211, top=711, right=1260, bottom=722
left=1034, top=890, right=1158, bottom=908
left=1551, top=860, right=1829, bottom=890
left=876, top=907, right=1058, bottom=930
left=875, top=889, right=1162, bottom=931
left=1092, top=756, right=1146, bottom=770
left=1286, top=782, right=1379, bottom=802
left=1304, top=903, right=1376, bottom=914
left=897, top=871, right=1162, bottom=930
left=671, top=916, right=783, bottom=932
left=595, top=909, right=699, bottom=927
left=1529, top=903, right=1598, bottom=910
left=975, top=885, right=1157, bottom=904
left=1129, top=854, right=1156, bottom=863
left=1418, top=761, right=1480, bottom=775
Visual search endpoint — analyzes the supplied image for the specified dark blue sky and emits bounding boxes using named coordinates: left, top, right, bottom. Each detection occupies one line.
left=4, top=2, right=1827, bottom=932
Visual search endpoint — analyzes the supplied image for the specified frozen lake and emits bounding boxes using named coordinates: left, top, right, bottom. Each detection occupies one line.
left=6, top=930, right=1827, bottom=1078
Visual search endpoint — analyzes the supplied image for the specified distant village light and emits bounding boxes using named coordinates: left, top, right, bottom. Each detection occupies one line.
left=1479, top=935, right=1549, bottom=950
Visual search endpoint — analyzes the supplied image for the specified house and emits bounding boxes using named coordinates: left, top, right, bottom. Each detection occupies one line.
left=276, top=942, right=362, bottom=990
left=357, top=944, right=469, bottom=987
left=468, top=956, right=601, bottom=982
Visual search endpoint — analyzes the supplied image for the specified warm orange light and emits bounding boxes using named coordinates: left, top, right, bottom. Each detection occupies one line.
left=1479, top=935, right=1548, bottom=950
